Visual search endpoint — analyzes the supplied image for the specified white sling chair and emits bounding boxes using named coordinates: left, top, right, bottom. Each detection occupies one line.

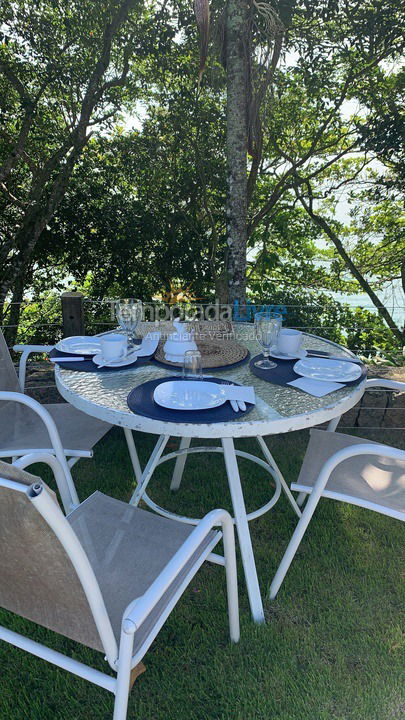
left=0, top=455, right=239, bottom=720
left=0, top=330, right=142, bottom=497
left=270, top=379, right=405, bottom=600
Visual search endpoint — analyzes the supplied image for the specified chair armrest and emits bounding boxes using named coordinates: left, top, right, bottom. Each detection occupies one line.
left=123, top=508, right=237, bottom=632
left=13, top=344, right=54, bottom=353
left=327, top=378, right=404, bottom=432
left=13, top=344, right=54, bottom=391
left=0, top=391, right=79, bottom=512
left=365, top=378, right=405, bottom=392
left=13, top=451, right=78, bottom=516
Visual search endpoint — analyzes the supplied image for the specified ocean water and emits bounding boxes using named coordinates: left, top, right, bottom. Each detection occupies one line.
left=329, top=280, right=404, bottom=328
left=310, top=258, right=404, bottom=328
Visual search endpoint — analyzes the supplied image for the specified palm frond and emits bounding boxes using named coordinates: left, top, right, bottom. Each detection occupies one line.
left=194, top=0, right=210, bottom=84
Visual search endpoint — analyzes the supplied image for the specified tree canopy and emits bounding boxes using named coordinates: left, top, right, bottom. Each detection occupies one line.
left=0, top=0, right=403, bottom=349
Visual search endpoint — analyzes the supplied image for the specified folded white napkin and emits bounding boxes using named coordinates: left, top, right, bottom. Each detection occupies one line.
left=288, top=377, right=344, bottom=397
left=133, top=332, right=160, bottom=357
left=223, top=386, right=256, bottom=404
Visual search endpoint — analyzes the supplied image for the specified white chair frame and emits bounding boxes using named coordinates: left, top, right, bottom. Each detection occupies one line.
left=0, top=391, right=79, bottom=511
left=296, top=378, right=405, bottom=506
left=0, top=453, right=240, bottom=720
left=11, top=342, right=142, bottom=481
left=270, top=378, right=405, bottom=600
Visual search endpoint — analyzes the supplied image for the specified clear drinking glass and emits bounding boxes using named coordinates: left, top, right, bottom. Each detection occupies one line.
left=254, top=311, right=281, bottom=369
left=115, top=299, right=142, bottom=348
left=182, top=350, right=203, bottom=380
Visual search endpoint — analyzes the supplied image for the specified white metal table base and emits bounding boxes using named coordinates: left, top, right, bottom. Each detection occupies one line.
left=129, top=435, right=301, bottom=623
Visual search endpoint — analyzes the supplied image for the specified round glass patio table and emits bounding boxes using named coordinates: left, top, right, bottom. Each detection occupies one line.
left=55, top=324, right=366, bottom=624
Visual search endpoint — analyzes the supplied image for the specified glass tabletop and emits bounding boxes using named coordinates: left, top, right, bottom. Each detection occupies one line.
left=56, top=323, right=366, bottom=437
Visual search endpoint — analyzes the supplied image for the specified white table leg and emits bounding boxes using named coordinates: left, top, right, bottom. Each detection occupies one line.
left=129, top=434, right=170, bottom=506
left=123, top=427, right=142, bottom=483
left=222, top=437, right=265, bottom=624
left=170, top=436, right=191, bottom=491
left=256, top=436, right=302, bottom=518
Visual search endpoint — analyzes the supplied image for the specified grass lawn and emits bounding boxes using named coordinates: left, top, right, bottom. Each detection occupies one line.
left=0, top=426, right=404, bottom=719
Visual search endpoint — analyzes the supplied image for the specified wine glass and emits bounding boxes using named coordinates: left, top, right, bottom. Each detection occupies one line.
left=254, top=311, right=281, bottom=369
left=115, top=299, right=142, bottom=348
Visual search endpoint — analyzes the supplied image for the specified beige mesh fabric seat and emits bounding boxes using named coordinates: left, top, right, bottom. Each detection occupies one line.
left=0, top=396, right=112, bottom=455
left=10, top=330, right=144, bottom=491
left=0, top=330, right=112, bottom=495
left=269, top=379, right=405, bottom=600
left=292, top=429, right=405, bottom=517
left=0, top=456, right=239, bottom=720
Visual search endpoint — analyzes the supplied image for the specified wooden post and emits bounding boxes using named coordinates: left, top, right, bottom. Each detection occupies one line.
left=61, top=291, right=84, bottom=338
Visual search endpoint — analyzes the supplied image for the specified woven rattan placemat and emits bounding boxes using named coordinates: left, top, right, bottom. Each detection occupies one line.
left=154, top=338, right=248, bottom=369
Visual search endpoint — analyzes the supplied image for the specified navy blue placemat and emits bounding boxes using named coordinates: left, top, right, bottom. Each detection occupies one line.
left=127, top=376, right=255, bottom=423
left=249, top=354, right=367, bottom=389
left=151, top=350, right=250, bottom=372
left=49, top=348, right=151, bottom=372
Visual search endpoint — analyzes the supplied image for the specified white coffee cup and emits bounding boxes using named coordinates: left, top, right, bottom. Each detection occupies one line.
left=277, top=329, right=302, bottom=356
left=100, top=334, right=127, bottom=362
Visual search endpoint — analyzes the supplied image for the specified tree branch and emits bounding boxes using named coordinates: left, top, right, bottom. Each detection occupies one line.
left=0, top=61, right=30, bottom=103
left=294, top=177, right=404, bottom=342
left=0, top=182, right=26, bottom=209
left=0, top=106, right=36, bottom=184
left=0, top=0, right=139, bottom=300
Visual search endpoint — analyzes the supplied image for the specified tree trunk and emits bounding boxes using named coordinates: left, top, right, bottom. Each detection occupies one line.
left=215, top=272, right=229, bottom=305
left=225, top=0, right=249, bottom=308
left=3, top=267, right=26, bottom=347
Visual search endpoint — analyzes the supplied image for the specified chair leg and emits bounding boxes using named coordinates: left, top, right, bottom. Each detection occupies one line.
left=221, top=514, right=240, bottom=642
left=269, top=489, right=321, bottom=600
left=256, top=437, right=301, bottom=517
left=170, top=436, right=191, bottom=491
left=296, top=491, right=308, bottom=507
left=129, top=435, right=170, bottom=506
left=67, top=456, right=81, bottom=469
left=124, top=428, right=142, bottom=484
left=113, top=621, right=136, bottom=720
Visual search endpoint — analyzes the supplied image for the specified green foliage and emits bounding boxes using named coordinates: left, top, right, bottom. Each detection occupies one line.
left=8, top=293, right=62, bottom=346
left=0, top=0, right=403, bottom=352
left=249, top=286, right=403, bottom=362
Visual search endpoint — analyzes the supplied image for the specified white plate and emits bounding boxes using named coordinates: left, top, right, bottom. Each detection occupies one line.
left=154, top=380, right=227, bottom=410
left=92, top=351, right=139, bottom=368
left=270, top=347, right=307, bottom=361
left=293, top=357, right=362, bottom=382
left=55, top=336, right=102, bottom=355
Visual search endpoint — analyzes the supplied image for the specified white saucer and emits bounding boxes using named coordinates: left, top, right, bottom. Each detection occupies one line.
left=269, top=347, right=307, bottom=361
left=92, top=351, right=139, bottom=368
left=154, top=380, right=227, bottom=410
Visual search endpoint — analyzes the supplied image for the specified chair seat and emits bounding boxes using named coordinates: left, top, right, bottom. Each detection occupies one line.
left=0, top=402, right=111, bottom=454
left=68, top=492, right=219, bottom=653
left=292, top=429, right=405, bottom=517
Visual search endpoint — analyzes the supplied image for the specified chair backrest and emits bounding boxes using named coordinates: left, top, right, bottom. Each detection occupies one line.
left=0, top=460, right=116, bottom=660
left=0, top=330, right=20, bottom=392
